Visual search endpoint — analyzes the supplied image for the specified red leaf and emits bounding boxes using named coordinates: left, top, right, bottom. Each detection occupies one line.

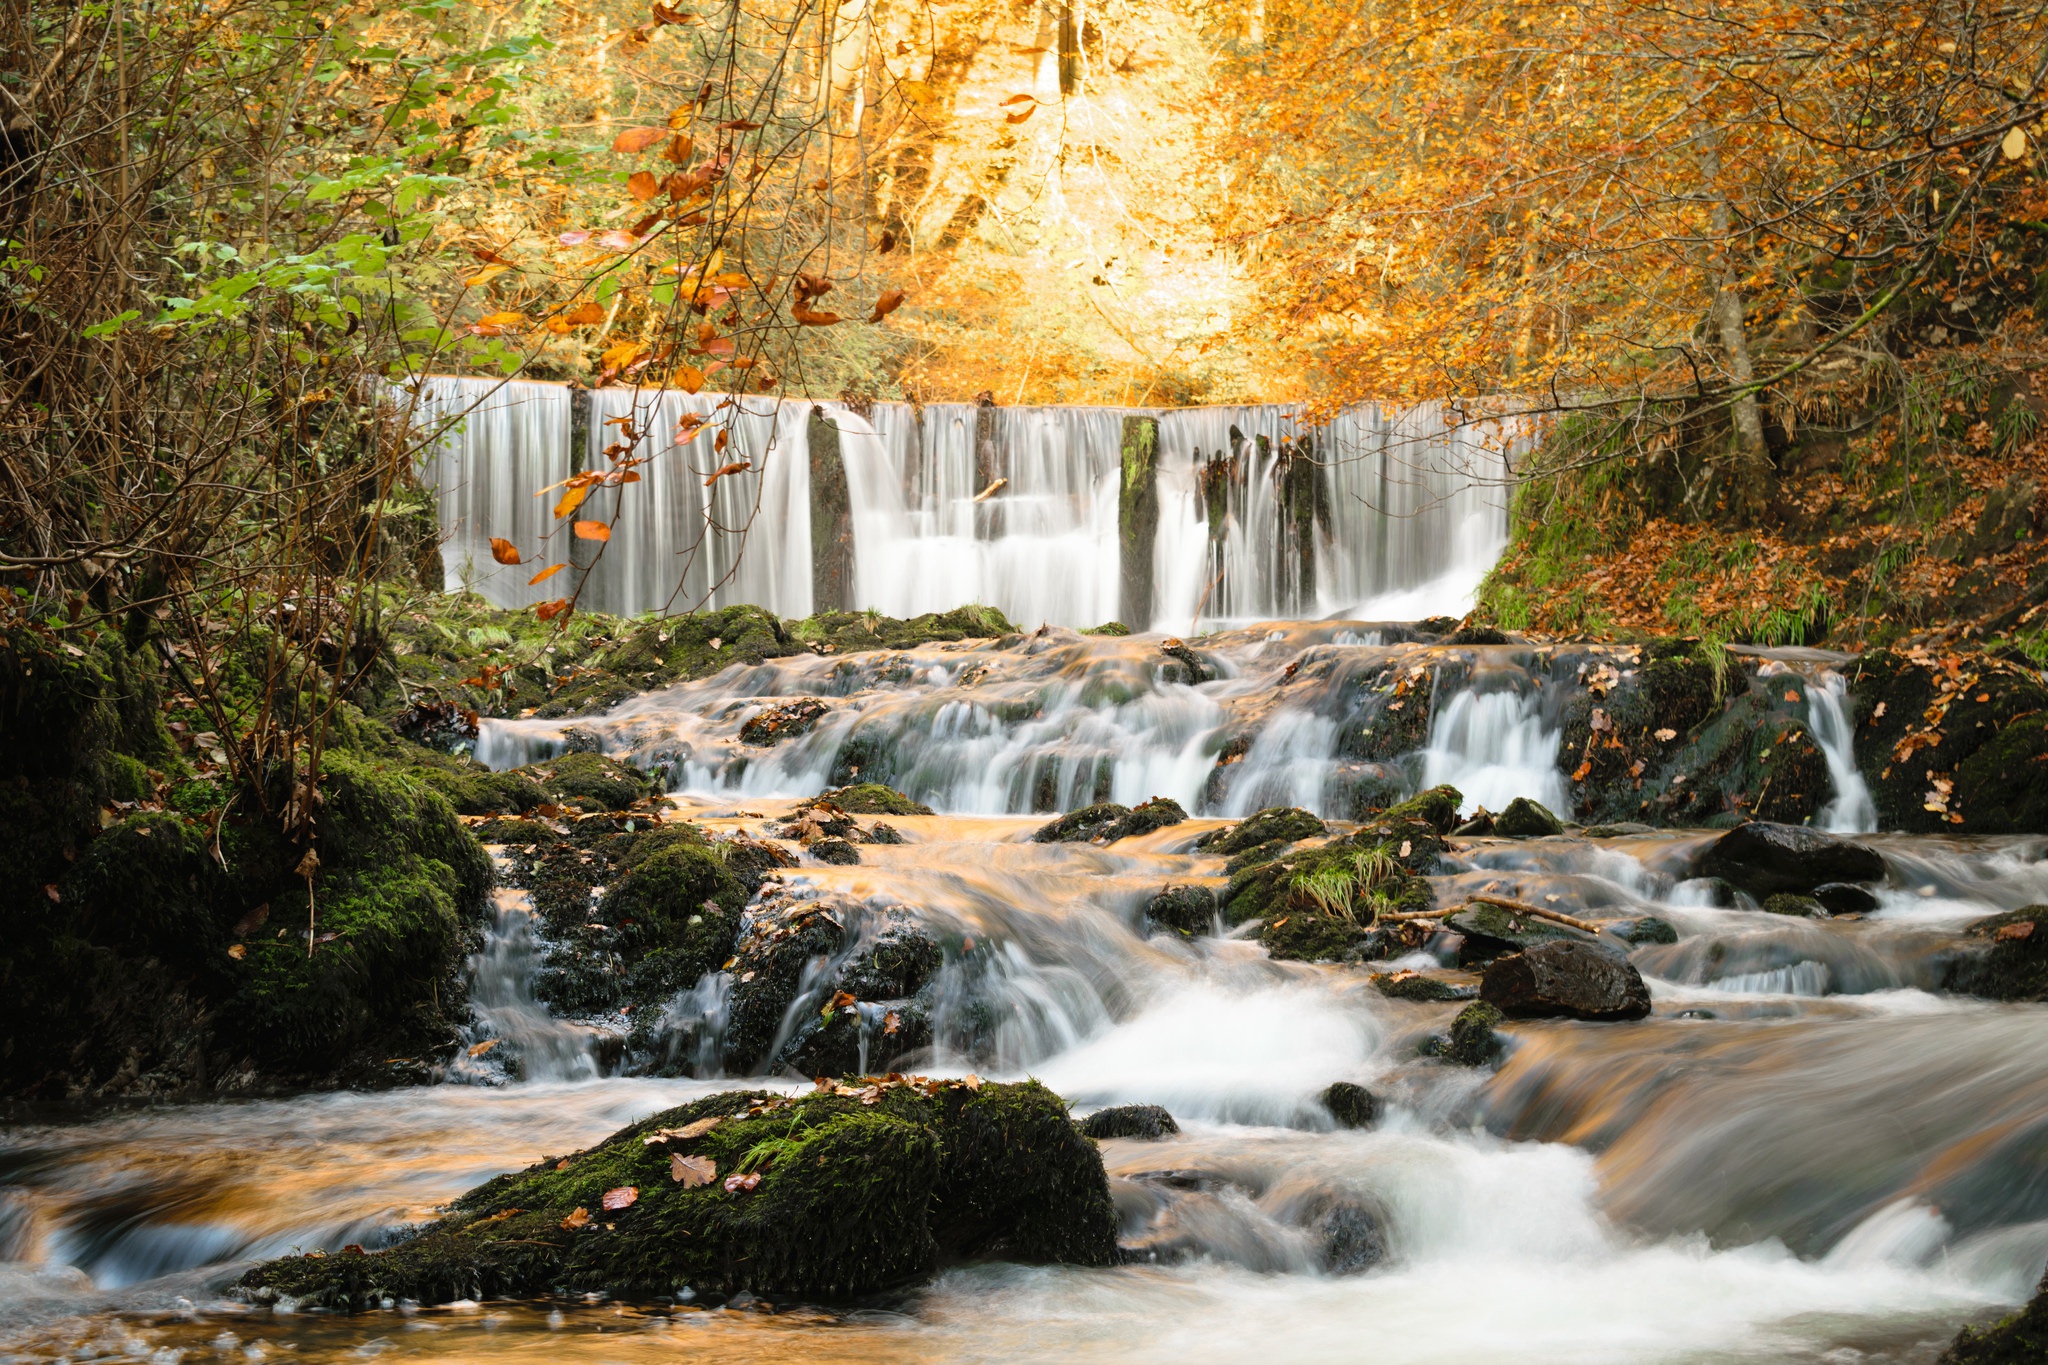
left=869, top=289, right=905, bottom=322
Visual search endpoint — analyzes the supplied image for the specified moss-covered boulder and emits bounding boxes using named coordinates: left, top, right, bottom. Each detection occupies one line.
left=1443, top=902, right=1591, bottom=965
left=1319, top=1082, right=1379, bottom=1128
left=801, top=783, right=933, bottom=816
left=1943, top=907, right=2048, bottom=1001
left=1145, top=884, right=1219, bottom=939
left=1198, top=806, right=1327, bottom=858
left=723, top=898, right=852, bottom=1073
left=740, top=699, right=830, bottom=746
left=1494, top=797, right=1565, bottom=838
left=1032, top=796, right=1187, bottom=844
left=1078, top=1103, right=1179, bottom=1140
left=236, top=1078, right=1115, bottom=1309
left=1438, top=1001, right=1505, bottom=1066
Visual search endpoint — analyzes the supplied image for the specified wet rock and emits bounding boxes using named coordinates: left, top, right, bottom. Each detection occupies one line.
left=1079, top=1104, right=1180, bottom=1141
left=585, top=838, right=750, bottom=1013
left=1813, top=882, right=1880, bottom=915
left=236, top=1079, right=1116, bottom=1308
left=1696, top=820, right=1885, bottom=899
left=1452, top=810, right=1496, bottom=836
left=1318, top=1081, right=1379, bottom=1128
left=1441, top=1001, right=1506, bottom=1065
left=1942, top=906, right=2048, bottom=1002
left=812, top=839, right=862, bottom=866
left=723, top=899, right=849, bottom=1074
left=1447, top=624, right=1511, bottom=645
left=739, top=698, right=829, bottom=746
left=1375, top=784, right=1465, bottom=836
left=392, top=700, right=477, bottom=753
left=1311, top=1199, right=1388, bottom=1274
left=511, top=750, right=661, bottom=812
left=1480, top=941, right=1652, bottom=1021
left=1198, top=806, right=1327, bottom=858
left=1494, top=797, right=1565, bottom=838
left=1032, top=796, right=1188, bottom=844
left=1370, top=970, right=1477, bottom=1002
left=802, top=784, right=933, bottom=816
left=1941, top=1263, right=2048, bottom=1363
left=1604, top=915, right=1679, bottom=946
left=1444, top=902, right=1590, bottom=965
left=866, top=822, right=905, bottom=845
left=1682, top=876, right=1744, bottom=908
left=1583, top=822, right=1657, bottom=837
left=1158, top=636, right=1215, bottom=684
left=1762, top=893, right=1827, bottom=918
left=779, top=1000, right=931, bottom=1078
left=834, top=925, right=942, bottom=1000
left=1145, top=884, right=1219, bottom=939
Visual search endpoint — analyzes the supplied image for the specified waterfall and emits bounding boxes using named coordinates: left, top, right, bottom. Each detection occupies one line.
left=449, top=886, right=602, bottom=1084
left=409, top=378, right=1529, bottom=629
left=1419, top=686, right=1569, bottom=816
left=1809, top=673, right=1878, bottom=834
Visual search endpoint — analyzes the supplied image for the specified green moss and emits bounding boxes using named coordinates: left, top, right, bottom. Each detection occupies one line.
left=804, top=783, right=933, bottom=816
left=591, top=844, right=748, bottom=1008
left=1444, top=1001, right=1505, bottom=1066
left=1032, top=797, right=1187, bottom=844
left=1081, top=621, right=1131, bottom=636
left=1376, top=785, right=1464, bottom=835
left=1942, top=1271, right=2048, bottom=1364
left=520, top=750, right=659, bottom=811
left=239, top=1080, right=1114, bottom=1308
left=1200, top=806, right=1327, bottom=857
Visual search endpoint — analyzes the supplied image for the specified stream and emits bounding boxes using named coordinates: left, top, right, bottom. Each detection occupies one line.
left=4, top=625, right=2047, bottom=1363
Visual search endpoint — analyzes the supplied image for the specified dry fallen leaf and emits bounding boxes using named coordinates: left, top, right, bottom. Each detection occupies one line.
left=227, top=943, right=247, bottom=960
left=672, top=1154, right=718, bottom=1187
left=723, top=1172, right=761, bottom=1193
left=1654, top=727, right=1677, bottom=742
left=601, top=1186, right=638, bottom=1211
left=612, top=126, right=670, bottom=154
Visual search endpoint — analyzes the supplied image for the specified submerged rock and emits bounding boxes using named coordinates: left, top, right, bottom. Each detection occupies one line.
left=1696, top=820, right=1885, bottom=899
left=1310, top=1198, right=1389, bottom=1274
left=1032, top=796, right=1188, bottom=844
left=1371, top=970, right=1477, bottom=1002
left=236, top=1079, right=1117, bottom=1308
left=1480, top=941, right=1652, bottom=1022
left=1943, top=906, right=2048, bottom=1002
left=1493, top=797, right=1565, bottom=838
left=1762, top=892, right=1827, bottom=918
left=1079, top=1104, right=1180, bottom=1141
left=1813, top=882, right=1880, bottom=915
left=812, top=838, right=861, bottom=866
left=1318, top=1082, right=1379, bottom=1128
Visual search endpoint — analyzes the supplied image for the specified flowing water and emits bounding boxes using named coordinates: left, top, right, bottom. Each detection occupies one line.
left=393, top=379, right=1523, bottom=629
left=6, top=627, right=2047, bottom=1362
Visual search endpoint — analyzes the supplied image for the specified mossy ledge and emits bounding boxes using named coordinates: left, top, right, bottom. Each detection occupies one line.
left=236, top=1077, right=1116, bottom=1308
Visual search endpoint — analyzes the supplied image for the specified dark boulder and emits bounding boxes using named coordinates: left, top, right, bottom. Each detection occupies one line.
left=1604, top=915, right=1679, bottom=946
left=1480, top=941, right=1652, bottom=1021
left=723, top=898, right=849, bottom=1073
left=1310, top=1199, right=1388, bottom=1274
left=1813, top=882, right=1880, bottom=915
left=1445, top=902, right=1590, bottom=965
left=866, top=822, right=906, bottom=845
left=835, top=924, right=942, bottom=1001
left=236, top=1079, right=1116, bottom=1309
left=1943, top=906, right=2048, bottom=1002
left=779, top=1000, right=931, bottom=1078
left=739, top=698, right=829, bottom=746
left=1494, top=797, right=1565, bottom=838
left=1079, top=1104, right=1180, bottom=1141
left=1696, top=821, right=1884, bottom=899
left=1318, top=1082, right=1379, bottom=1128
left=1145, top=884, right=1219, bottom=938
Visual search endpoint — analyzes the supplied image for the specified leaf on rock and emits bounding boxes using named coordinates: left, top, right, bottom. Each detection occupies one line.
left=672, top=1154, right=718, bottom=1187
left=723, top=1172, right=761, bottom=1193
left=468, top=1038, right=500, bottom=1057
left=561, top=1207, right=591, bottom=1229
left=601, top=1186, right=638, bottom=1211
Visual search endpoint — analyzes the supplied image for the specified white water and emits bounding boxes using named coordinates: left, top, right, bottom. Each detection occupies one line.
left=407, top=380, right=1525, bottom=629
left=1810, top=672, right=1879, bottom=835
left=1421, top=686, right=1569, bottom=817
left=448, top=886, right=601, bottom=1084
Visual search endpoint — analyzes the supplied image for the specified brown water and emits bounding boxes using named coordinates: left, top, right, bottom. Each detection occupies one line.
left=6, top=629, right=2047, bottom=1363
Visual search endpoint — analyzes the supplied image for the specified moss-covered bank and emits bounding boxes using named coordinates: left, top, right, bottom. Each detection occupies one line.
left=238, top=1077, right=1116, bottom=1308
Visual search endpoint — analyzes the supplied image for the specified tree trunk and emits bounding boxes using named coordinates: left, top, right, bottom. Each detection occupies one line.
left=1699, top=139, right=1769, bottom=512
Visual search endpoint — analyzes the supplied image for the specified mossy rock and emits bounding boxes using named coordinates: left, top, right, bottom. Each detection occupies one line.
left=236, top=1079, right=1115, bottom=1308
left=1375, top=785, right=1464, bottom=836
left=1942, top=1268, right=2048, bottom=1363
left=1494, top=797, right=1564, bottom=838
left=1319, top=1082, right=1379, bottom=1128
left=1078, top=1103, right=1179, bottom=1140
left=471, top=816, right=563, bottom=846
left=1851, top=650, right=2048, bottom=834
left=1444, top=902, right=1589, bottom=965
left=1222, top=828, right=1437, bottom=931
left=723, top=902, right=850, bottom=1073
left=1441, top=1001, right=1505, bottom=1066
left=1145, top=885, right=1219, bottom=938
left=1199, top=806, right=1327, bottom=858
left=581, top=844, right=750, bottom=1013
left=1032, top=797, right=1187, bottom=844
left=804, top=783, right=933, bottom=816
left=1080, top=621, right=1132, bottom=636
left=511, top=750, right=660, bottom=812
left=779, top=1000, right=932, bottom=1078
left=1763, top=893, right=1827, bottom=918
left=1371, top=970, right=1476, bottom=1002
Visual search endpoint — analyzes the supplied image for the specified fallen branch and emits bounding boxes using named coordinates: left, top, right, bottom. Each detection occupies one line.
left=1467, top=893, right=1604, bottom=935
left=1376, top=906, right=1460, bottom=923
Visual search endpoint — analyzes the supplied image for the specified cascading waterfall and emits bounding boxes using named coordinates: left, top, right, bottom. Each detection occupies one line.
left=449, top=884, right=602, bottom=1084
left=1419, top=687, right=1569, bottom=817
left=1809, top=671, right=1879, bottom=834
left=405, top=378, right=1527, bottom=630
